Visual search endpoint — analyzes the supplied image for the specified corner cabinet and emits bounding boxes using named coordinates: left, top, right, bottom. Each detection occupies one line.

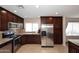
left=0, top=7, right=24, bottom=31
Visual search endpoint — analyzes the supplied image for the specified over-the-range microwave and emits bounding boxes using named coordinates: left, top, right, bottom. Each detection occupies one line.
left=8, top=22, right=23, bottom=29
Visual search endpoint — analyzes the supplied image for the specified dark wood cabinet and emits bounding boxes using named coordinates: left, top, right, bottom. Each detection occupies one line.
left=0, top=8, right=8, bottom=31
left=41, top=17, right=53, bottom=24
left=7, top=12, right=14, bottom=22
left=13, top=15, right=18, bottom=22
left=21, top=35, right=41, bottom=45
left=41, top=16, right=63, bottom=44
left=0, top=7, right=24, bottom=31
left=0, top=9, right=1, bottom=30
left=68, top=41, right=79, bottom=53
left=53, top=17, right=63, bottom=44
left=17, top=17, right=22, bottom=23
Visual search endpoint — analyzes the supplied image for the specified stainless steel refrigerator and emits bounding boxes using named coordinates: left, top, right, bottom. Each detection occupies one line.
left=41, top=24, right=54, bottom=47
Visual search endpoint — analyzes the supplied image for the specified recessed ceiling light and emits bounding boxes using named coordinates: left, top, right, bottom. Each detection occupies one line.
left=56, top=12, right=59, bottom=15
left=18, top=5, right=24, bottom=9
left=35, top=5, right=39, bottom=8
left=14, top=10, right=17, bottom=13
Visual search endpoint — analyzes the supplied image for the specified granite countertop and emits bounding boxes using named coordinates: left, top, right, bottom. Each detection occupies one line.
left=0, top=38, right=13, bottom=45
left=68, top=39, right=79, bottom=46
left=16, top=33, right=40, bottom=35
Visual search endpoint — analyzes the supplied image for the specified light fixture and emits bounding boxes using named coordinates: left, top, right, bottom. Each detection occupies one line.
left=14, top=10, right=17, bottom=13
left=35, top=5, right=39, bottom=8
left=56, top=12, right=59, bottom=15
left=18, top=5, right=24, bottom=9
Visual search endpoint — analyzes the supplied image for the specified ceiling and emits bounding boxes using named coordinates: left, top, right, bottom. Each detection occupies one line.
left=1, top=5, right=79, bottom=18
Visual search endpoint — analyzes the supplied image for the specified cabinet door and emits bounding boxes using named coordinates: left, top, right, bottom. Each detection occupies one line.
left=13, top=15, right=18, bottom=22
left=41, top=17, right=47, bottom=24
left=0, top=8, right=1, bottom=31
left=46, top=17, right=53, bottom=24
left=53, top=17, right=63, bottom=44
left=54, top=17, right=62, bottom=26
left=0, top=13, right=1, bottom=31
left=17, top=17, right=24, bottom=28
left=41, top=17, right=53, bottom=24
left=0, top=9, right=8, bottom=31
left=7, top=12, right=14, bottom=22
left=17, top=17, right=22, bottom=23
left=21, top=35, right=27, bottom=44
left=54, top=29, right=62, bottom=44
left=32, top=35, right=41, bottom=44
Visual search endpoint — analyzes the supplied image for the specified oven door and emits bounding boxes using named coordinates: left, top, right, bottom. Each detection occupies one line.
left=12, top=36, right=21, bottom=53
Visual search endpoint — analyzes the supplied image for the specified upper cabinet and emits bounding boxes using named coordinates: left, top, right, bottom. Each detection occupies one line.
left=41, top=16, right=53, bottom=24
left=0, top=8, right=8, bottom=31
left=17, top=17, right=24, bottom=23
left=7, top=12, right=15, bottom=22
left=0, top=7, right=24, bottom=31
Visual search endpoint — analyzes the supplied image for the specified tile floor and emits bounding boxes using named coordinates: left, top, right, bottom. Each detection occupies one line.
left=16, top=44, right=68, bottom=53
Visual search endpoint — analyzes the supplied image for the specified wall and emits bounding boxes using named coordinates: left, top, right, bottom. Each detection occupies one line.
left=24, top=17, right=41, bottom=32
left=0, top=31, right=3, bottom=39
left=63, top=17, right=79, bottom=46
left=63, top=17, right=67, bottom=46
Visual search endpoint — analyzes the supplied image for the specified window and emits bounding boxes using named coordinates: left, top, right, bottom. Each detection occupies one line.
left=66, top=22, right=79, bottom=36
left=25, top=23, right=39, bottom=33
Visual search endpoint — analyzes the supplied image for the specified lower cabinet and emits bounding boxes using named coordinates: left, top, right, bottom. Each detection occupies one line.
left=68, top=41, right=79, bottom=53
left=21, top=35, right=41, bottom=45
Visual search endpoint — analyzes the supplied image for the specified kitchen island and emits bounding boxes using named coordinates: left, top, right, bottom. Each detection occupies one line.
left=68, top=39, right=79, bottom=53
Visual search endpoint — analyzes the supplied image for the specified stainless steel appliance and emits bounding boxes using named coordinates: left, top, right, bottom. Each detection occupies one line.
left=2, top=30, right=14, bottom=38
left=41, top=24, right=54, bottom=47
left=8, top=22, right=23, bottom=29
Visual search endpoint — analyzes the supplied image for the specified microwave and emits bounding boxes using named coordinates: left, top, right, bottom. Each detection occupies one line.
left=8, top=22, right=18, bottom=28
left=8, top=22, right=23, bottom=29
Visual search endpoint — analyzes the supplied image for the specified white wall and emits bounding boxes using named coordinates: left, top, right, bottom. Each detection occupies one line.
left=0, top=31, right=3, bottom=39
